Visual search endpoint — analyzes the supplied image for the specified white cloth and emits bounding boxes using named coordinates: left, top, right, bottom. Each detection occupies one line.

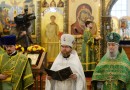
left=45, top=50, right=86, bottom=90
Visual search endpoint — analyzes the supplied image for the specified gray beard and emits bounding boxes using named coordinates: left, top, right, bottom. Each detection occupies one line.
left=106, top=49, right=119, bottom=60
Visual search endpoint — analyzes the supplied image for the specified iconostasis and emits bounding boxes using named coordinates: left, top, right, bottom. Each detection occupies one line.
left=0, top=0, right=102, bottom=68
left=68, top=0, right=101, bottom=71
left=68, top=0, right=101, bottom=35
left=41, top=0, right=64, bottom=63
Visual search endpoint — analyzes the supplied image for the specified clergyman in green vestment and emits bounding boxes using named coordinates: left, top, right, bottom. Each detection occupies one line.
left=92, top=32, right=130, bottom=90
left=0, top=35, right=34, bottom=90
left=81, top=21, right=96, bottom=71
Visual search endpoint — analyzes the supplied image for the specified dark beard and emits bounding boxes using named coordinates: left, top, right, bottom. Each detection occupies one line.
left=61, top=50, right=71, bottom=58
left=62, top=52, right=70, bottom=58
left=63, top=54, right=70, bottom=58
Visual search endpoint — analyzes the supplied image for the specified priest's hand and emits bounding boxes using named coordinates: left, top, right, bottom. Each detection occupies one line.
left=69, top=74, right=77, bottom=80
left=0, top=74, right=8, bottom=80
left=47, top=75, right=52, bottom=80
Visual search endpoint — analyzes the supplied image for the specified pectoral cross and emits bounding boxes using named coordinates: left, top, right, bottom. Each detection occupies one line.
left=106, top=73, right=113, bottom=90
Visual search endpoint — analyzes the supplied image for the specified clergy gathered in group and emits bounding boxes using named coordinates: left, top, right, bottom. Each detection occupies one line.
left=0, top=32, right=130, bottom=90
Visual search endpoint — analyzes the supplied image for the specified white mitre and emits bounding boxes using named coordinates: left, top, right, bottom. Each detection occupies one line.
left=61, top=34, right=75, bottom=47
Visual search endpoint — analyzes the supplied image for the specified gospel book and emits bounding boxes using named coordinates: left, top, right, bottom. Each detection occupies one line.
left=27, top=54, right=39, bottom=65
left=44, top=67, right=73, bottom=81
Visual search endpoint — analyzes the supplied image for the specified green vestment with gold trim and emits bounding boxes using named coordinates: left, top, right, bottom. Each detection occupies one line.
left=92, top=49, right=130, bottom=90
left=0, top=47, right=4, bottom=54
left=81, top=28, right=96, bottom=71
left=0, top=52, right=34, bottom=90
